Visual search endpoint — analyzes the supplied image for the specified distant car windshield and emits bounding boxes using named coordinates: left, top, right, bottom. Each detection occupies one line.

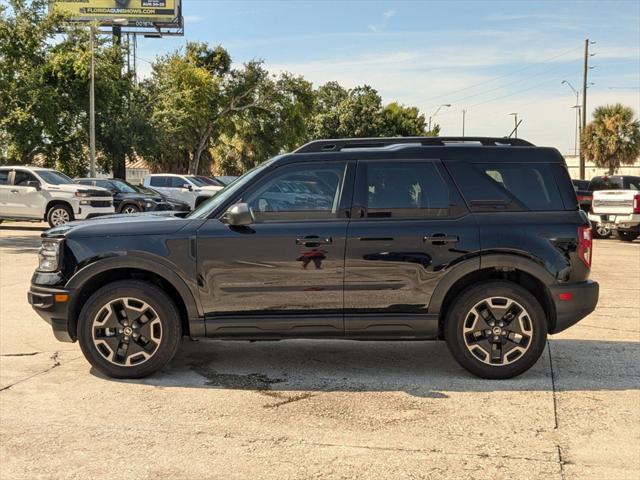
left=188, top=161, right=273, bottom=219
left=185, top=176, right=208, bottom=187
left=110, top=180, right=138, bottom=194
left=37, top=170, right=74, bottom=185
left=196, top=176, right=225, bottom=187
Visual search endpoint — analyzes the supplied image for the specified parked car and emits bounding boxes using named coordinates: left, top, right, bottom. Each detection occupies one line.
left=28, top=137, right=598, bottom=380
left=0, top=166, right=114, bottom=228
left=75, top=178, right=190, bottom=214
left=142, top=174, right=223, bottom=210
left=572, top=179, right=593, bottom=213
left=588, top=175, right=640, bottom=241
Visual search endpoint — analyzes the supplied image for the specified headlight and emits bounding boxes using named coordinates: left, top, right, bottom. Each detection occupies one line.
left=74, top=190, right=91, bottom=198
left=37, top=239, right=62, bottom=272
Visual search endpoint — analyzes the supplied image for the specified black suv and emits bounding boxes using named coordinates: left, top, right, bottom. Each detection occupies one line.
left=28, top=137, right=599, bottom=379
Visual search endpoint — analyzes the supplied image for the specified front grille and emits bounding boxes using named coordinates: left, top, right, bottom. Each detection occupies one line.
left=155, top=203, right=171, bottom=211
left=90, top=200, right=112, bottom=208
left=593, top=199, right=633, bottom=208
left=83, top=190, right=112, bottom=198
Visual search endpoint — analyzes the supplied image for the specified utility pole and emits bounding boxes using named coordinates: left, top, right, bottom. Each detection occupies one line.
left=509, top=113, right=519, bottom=138
left=580, top=38, right=590, bottom=180
left=462, top=109, right=466, bottom=137
left=89, top=26, right=96, bottom=178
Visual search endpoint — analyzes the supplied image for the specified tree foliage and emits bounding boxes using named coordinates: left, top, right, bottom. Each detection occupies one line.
left=581, top=103, right=640, bottom=174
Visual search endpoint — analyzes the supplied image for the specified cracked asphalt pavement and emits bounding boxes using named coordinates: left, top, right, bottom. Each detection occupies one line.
left=1, top=222, right=639, bottom=479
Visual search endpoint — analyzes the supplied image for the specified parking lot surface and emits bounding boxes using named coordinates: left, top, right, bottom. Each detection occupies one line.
left=1, top=222, right=638, bottom=480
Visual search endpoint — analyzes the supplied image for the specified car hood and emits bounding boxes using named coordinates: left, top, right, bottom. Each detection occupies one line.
left=48, top=184, right=111, bottom=195
left=196, top=185, right=223, bottom=193
left=43, top=212, right=194, bottom=239
left=118, top=192, right=163, bottom=202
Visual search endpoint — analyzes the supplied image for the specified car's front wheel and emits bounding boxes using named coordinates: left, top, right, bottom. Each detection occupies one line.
left=77, top=280, right=181, bottom=378
left=47, top=204, right=74, bottom=228
left=445, top=281, right=547, bottom=379
left=121, top=204, right=141, bottom=214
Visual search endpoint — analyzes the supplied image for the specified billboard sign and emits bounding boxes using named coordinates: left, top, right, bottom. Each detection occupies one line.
left=51, top=0, right=180, bottom=25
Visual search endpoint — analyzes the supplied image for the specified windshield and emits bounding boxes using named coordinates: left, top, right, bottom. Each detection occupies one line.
left=196, top=176, right=224, bottom=187
left=185, top=176, right=208, bottom=187
left=37, top=170, right=74, bottom=185
left=188, top=161, right=273, bottom=219
left=110, top=180, right=138, bottom=194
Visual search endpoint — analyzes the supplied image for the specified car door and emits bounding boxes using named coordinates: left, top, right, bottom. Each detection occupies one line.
left=344, top=158, right=478, bottom=338
left=196, top=160, right=354, bottom=337
left=6, top=170, right=45, bottom=217
left=0, top=170, right=11, bottom=215
left=168, top=176, right=195, bottom=206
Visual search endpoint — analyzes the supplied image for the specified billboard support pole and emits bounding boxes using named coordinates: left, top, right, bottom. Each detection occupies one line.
left=89, top=25, right=96, bottom=178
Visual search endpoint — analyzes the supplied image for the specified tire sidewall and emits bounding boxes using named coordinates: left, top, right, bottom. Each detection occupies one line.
left=47, top=204, right=74, bottom=228
left=445, top=281, right=548, bottom=379
left=77, top=280, right=181, bottom=379
left=121, top=204, right=140, bottom=214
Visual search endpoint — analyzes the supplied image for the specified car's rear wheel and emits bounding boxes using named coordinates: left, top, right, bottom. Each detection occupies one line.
left=615, top=230, right=639, bottom=242
left=592, top=222, right=611, bottom=239
left=445, top=281, right=547, bottom=379
left=47, top=204, right=74, bottom=228
left=77, top=280, right=181, bottom=378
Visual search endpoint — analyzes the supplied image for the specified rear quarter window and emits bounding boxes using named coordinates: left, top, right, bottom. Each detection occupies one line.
left=447, top=161, right=566, bottom=211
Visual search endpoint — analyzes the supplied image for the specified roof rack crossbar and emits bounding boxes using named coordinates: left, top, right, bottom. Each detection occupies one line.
left=295, top=136, right=534, bottom=153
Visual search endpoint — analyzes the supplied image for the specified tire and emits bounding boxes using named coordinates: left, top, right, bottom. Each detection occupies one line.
left=77, top=280, right=181, bottom=378
left=591, top=222, right=611, bottom=239
left=121, top=204, right=140, bottom=214
left=47, top=203, right=74, bottom=228
left=445, top=281, right=548, bottom=379
left=615, top=230, right=639, bottom=242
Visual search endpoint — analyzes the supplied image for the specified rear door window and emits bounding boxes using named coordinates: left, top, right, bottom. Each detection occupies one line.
left=0, top=170, right=9, bottom=185
left=354, top=160, right=463, bottom=219
left=447, top=162, right=565, bottom=211
left=149, top=176, right=168, bottom=187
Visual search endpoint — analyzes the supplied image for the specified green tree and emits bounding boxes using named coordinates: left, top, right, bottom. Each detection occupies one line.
left=0, top=0, right=65, bottom=164
left=141, top=43, right=270, bottom=174
left=213, top=73, right=314, bottom=174
left=581, top=103, right=640, bottom=174
left=380, top=102, right=429, bottom=137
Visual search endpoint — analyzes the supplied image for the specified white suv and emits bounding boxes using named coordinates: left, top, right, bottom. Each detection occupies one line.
left=142, top=174, right=223, bottom=210
left=0, top=166, right=114, bottom=228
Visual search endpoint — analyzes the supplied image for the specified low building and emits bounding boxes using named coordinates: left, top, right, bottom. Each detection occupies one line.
left=563, top=155, right=639, bottom=180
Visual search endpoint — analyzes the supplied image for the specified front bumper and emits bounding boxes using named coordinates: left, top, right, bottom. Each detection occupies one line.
left=75, top=205, right=115, bottom=220
left=548, top=280, right=599, bottom=334
left=27, top=285, right=75, bottom=342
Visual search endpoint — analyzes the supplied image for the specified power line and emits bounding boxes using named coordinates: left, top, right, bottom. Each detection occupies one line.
left=415, top=46, right=582, bottom=106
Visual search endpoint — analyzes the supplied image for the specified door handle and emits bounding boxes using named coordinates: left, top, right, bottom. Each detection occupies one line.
left=423, top=233, right=459, bottom=245
left=296, top=235, right=333, bottom=246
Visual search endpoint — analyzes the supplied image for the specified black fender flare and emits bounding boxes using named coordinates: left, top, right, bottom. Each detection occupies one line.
left=427, top=253, right=556, bottom=315
left=66, top=253, right=202, bottom=321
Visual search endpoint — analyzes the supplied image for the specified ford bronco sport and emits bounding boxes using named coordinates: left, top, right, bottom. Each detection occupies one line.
left=28, top=137, right=599, bottom=379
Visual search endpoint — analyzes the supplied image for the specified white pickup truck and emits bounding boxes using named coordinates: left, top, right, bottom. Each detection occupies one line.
left=588, top=175, right=640, bottom=242
left=0, top=166, right=114, bottom=228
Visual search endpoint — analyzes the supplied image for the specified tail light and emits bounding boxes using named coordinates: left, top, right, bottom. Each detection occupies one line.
left=634, top=194, right=640, bottom=214
left=578, top=225, right=592, bottom=269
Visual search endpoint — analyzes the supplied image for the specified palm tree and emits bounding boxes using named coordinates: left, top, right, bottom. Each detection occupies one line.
left=581, top=103, right=640, bottom=174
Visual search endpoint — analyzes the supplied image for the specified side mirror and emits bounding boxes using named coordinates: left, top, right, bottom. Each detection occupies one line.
left=183, top=183, right=193, bottom=191
left=25, top=180, right=41, bottom=190
left=224, top=203, right=253, bottom=226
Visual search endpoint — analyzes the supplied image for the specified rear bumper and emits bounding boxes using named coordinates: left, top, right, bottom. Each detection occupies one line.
left=27, top=285, right=74, bottom=342
left=548, top=280, right=599, bottom=334
left=588, top=213, right=640, bottom=230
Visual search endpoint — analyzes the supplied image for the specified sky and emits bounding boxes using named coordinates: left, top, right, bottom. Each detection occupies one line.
left=134, top=0, right=640, bottom=154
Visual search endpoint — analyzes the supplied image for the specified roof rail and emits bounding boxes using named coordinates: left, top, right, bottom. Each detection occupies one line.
left=294, top=136, right=534, bottom=153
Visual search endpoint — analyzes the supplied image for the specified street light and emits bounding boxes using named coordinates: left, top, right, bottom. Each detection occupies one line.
left=428, top=104, right=451, bottom=132
left=562, top=80, right=581, bottom=156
